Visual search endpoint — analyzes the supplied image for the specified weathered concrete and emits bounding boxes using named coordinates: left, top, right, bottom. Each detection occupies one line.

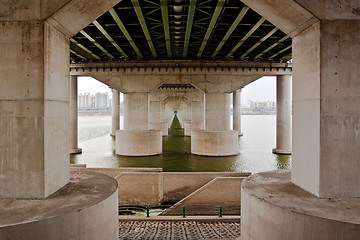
left=115, top=172, right=250, bottom=206
left=149, top=122, right=169, bottom=136
left=70, top=167, right=163, bottom=178
left=272, top=75, right=292, bottom=155
left=184, top=122, right=204, bottom=136
left=123, top=92, right=148, bottom=131
left=70, top=75, right=82, bottom=154
left=111, top=89, right=119, bottom=136
left=162, top=177, right=245, bottom=216
left=0, top=21, right=69, bottom=198
left=191, top=130, right=239, bottom=156
left=241, top=171, right=360, bottom=240
left=233, top=89, right=243, bottom=136
left=0, top=170, right=119, bottom=240
left=205, top=93, right=231, bottom=131
left=115, top=130, right=162, bottom=156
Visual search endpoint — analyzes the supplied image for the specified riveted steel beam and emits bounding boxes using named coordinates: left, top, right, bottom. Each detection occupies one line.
left=70, top=38, right=101, bottom=60
left=183, top=0, right=197, bottom=58
left=269, top=45, right=292, bottom=60
left=93, top=20, right=129, bottom=59
left=240, top=27, right=278, bottom=60
left=109, top=8, right=143, bottom=59
left=211, top=5, right=249, bottom=58
left=80, top=30, right=114, bottom=59
left=225, top=17, right=265, bottom=59
left=254, top=35, right=290, bottom=60
left=132, top=0, right=157, bottom=58
left=160, top=0, right=171, bottom=58
left=197, top=0, right=226, bottom=58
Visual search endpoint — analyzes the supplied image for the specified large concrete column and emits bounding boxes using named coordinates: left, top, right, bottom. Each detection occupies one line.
left=70, top=75, right=82, bottom=154
left=205, top=93, right=231, bottom=131
left=149, top=100, right=168, bottom=135
left=116, top=92, right=162, bottom=156
left=233, top=89, right=243, bottom=136
left=273, top=75, right=292, bottom=155
left=192, top=92, right=238, bottom=156
left=111, top=89, right=119, bottom=136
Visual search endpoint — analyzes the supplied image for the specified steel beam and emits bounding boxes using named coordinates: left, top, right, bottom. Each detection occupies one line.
left=70, top=38, right=101, bottom=60
left=240, top=27, right=278, bottom=60
left=183, top=0, right=197, bottom=58
left=269, top=45, right=292, bottom=60
left=109, top=8, right=143, bottom=59
left=132, top=0, right=158, bottom=58
left=160, top=0, right=171, bottom=58
left=254, top=35, right=290, bottom=60
left=93, top=20, right=129, bottom=59
left=225, top=17, right=265, bottom=59
left=80, top=30, right=114, bottom=59
left=196, top=0, right=226, bottom=58
left=70, top=49, right=87, bottom=60
left=211, top=6, right=249, bottom=58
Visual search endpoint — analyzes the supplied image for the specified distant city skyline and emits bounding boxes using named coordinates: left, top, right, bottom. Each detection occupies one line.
left=78, top=76, right=279, bottom=106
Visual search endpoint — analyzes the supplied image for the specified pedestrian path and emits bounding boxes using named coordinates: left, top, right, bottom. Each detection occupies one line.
left=119, top=220, right=241, bottom=240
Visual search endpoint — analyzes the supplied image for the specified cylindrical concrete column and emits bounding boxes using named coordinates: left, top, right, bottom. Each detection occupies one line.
left=233, top=89, right=243, bottom=136
left=70, top=75, right=82, bottom=154
left=205, top=92, right=231, bottom=131
left=149, top=100, right=161, bottom=124
left=111, top=89, right=120, bottom=136
left=273, top=75, right=292, bottom=155
left=123, top=92, right=148, bottom=130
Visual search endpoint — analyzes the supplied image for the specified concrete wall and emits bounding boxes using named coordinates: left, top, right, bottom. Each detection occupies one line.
left=162, top=177, right=244, bottom=215
left=115, top=172, right=250, bottom=206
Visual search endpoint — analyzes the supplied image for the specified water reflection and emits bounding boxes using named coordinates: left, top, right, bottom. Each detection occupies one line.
left=71, top=115, right=292, bottom=173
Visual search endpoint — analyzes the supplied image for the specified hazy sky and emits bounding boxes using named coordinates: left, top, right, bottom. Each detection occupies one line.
left=78, top=76, right=277, bottom=106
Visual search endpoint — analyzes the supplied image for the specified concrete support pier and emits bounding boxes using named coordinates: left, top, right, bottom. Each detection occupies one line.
left=192, top=92, right=238, bottom=156
left=233, top=89, right=243, bottom=136
left=272, top=75, right=292, bottom=155
left=111, top=89, right=120, bottom=136
left=149, top=100, right=168, bottom=136
left=116, top=93, right=162, bottom=156
left=70, top=75, right=82, bottom=154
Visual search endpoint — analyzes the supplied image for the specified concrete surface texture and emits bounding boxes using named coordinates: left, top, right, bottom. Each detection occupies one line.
left=111, top=89, right=120, bottom=136
left=70, top=75, right=82, bottom=154
left=70, top=167, right=163, bottom=178
left=0, top=170, right=119, bottom=240
left=272, top=75, right=292, bottom=155
left=233, top=89, right=243, bottom=136
left=115, top=172, right=250, bottom=206
left=162, top=177, right=245, bottom=216
left=191, top=130, right=239, bottom=156
left=241, top=171, right=360, bottom=240
left=115, top=130, right=162, bottom=156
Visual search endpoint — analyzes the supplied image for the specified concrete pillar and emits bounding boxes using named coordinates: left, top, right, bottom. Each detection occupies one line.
left=111, top=89, right=119, bottom=136
left=273, top=75, right=292, bottom=154
left=123, top=92, right=148, bottom=130
left=233, top=89, right=243, bottom=136
left=205, top=92, right=231, bottom=131
left=0, top=21, right=69, bottom=198
left=70, top=75, right=82, bottom=154
left=191, top=101, right=204, bottom=127
left=149, top=100, right=161, bottom=124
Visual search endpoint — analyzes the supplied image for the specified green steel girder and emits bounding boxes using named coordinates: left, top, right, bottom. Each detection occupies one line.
left=80, top=30, right=114, bottom=59
left=183, top=0, right=197, bottom=58
left=109, top=8, right=143, bottom=59
left=240, top=27, right=278, bottom=60
left=225, top=17, right=266, bottom=59
left=70, top=57, right=76, bottom=62
left=211, top=5, right=249, bottom=58
left=254, top=35, right=290, bottom=60
left=92, top=20, right=129, bottom=59
left=197, top=0, right=226, bottom=58
left=197, top=0, right=213, bottom=6
left=145, top=7, right=161, bottom=16
left=196, top=8, right=212, bottom=16
left=160, top=0, right=171, bottom=58
left=70, top=38, right=101, bottom=60
left=70, top=49, right=87, bottom=60
left=269, top=45, right=292, bottom=60
left=132, top=0, right=157, bottom=58
left=144, top=0, right=159, bottom=6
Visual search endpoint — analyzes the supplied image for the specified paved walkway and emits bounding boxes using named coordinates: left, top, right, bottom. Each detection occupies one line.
left=119, top=221, right=241, bottom=240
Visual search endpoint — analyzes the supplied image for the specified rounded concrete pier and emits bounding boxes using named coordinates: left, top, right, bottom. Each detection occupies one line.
left=191, top=130, right=238, bottom=156
left=184, top=122, right=204, bottom=136
left=115, top=130, right=162, bottom=156
left=241, top=171, right=360, bottom=240
left=111, top=89, right=120, bottom=136
left=149, top=122, right=169, bottom=136
left=0, top=170, right=119, bottom=240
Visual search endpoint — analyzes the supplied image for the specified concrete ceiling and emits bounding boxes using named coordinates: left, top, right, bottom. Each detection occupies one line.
left=70, top=0, right=292, bottom=63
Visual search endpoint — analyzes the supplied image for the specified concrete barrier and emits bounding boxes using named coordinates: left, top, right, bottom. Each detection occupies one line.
left=191, top=130, right=239, bottom=156
left=162, top=177, right=244, bottom=215
left=115, top=130, right=162, bottom=156
left=70, top=167, right=163, bottom=178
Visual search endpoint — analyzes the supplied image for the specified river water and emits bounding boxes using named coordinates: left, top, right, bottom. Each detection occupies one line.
left=71, top=114, right=291, bottom=173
